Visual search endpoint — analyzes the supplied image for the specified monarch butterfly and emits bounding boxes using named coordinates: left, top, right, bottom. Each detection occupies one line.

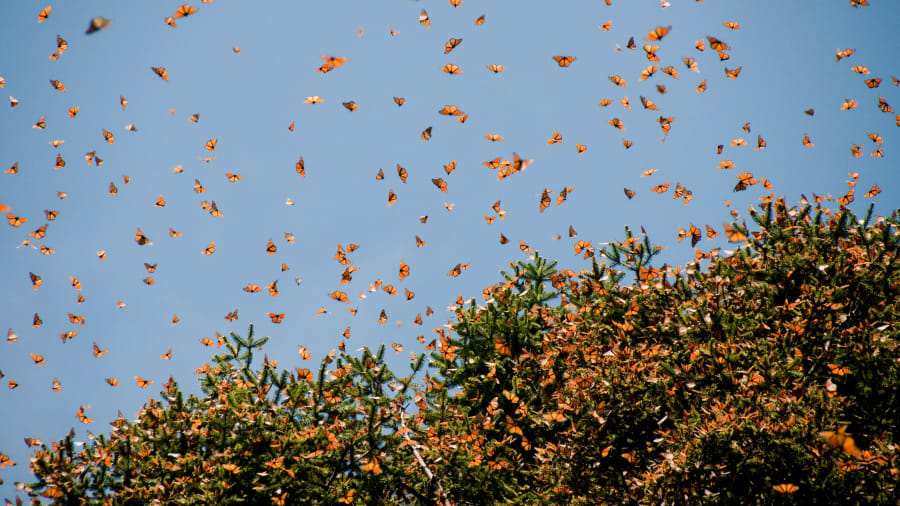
left=639, top=65, right=658, bottom=81
left=266, top=239, right=277, bottom=255
left=557, top=186, right=574, bottom=205
left=53, top=154, right=66, bottom=170
left=599, top=20, right=612, bottom=31
left=864, top=184, right=882, bottom=198
left=377, top=309, right=388, bottom=325
left=442, top=161, right=457, bottom=174
left=772, top=483, right=798, bottom=494
left=38, top=6, right=51, bottom=22
left=487, top=64, right=504, bottom=73
left=49, top=79, right=66, bottom=92
left=474, top=14, right=485, bottom=25
left=439, top=105, right=462, bottom=116
left=651, top=183, right=670, bottom=194
left=393, top=96, right=405, bottom=106
left=342, top=100, right=357, bottom=111
left=32, top=116, right=47, bottom=129
left=421, top=126, right=432, bottom=140
left=135, top=228, right=151, bottom=245
left=135, top=376, right=153, bottom=388
left=820, top=427, right=860, bottom=456
left=267, top=280, right=278, bottom=297
left=31, top=353, right=44, bottom=366
left=419, top=9, right=430, bottom=28
left=841, top=98, right=858, bottom=110
left=724, top=67, right=742, bottom=79
left=661, top=66, right=677, bottom=79
left=330, top=291, right=350, bottom=303
left=441, top=64, right=462, bottom=74
left=174, top=4, right=198, bottom=18
left=105, top=378, right=119, bottom=386
left=485, top=133, right=504, bottom=142
left=268, top=313, right=285, bottom=323
left=609, top=75, right=627, bottom=87
left=802, top=134, right=814, bottom=147
left=639, top=96, right=658, bottom=110
left=382, top=284, right=397, bottom=296
left=202, top=241, right=215, bottom=254
left=444, top=38, right=462, bottom=54
left=733, top=172, right=757, bottom=192
left=608, top=118, right=625, bottom=130
left=172, top=314, right=179, bottom=324
left=152, top=67, right=169, bottom=81
left=552, top=56, right=576, bottom=67
left=160, top=348, right=172, bottom=360
left=865, top=78, right=881, bottom=88
left=539, top=189, right=552, bottom=212
left=547, top=130, right=562, bottom=144
left=576, top=143, right=586, bottom=154
left=304, top=95, right=323, bottom=104
left=450, top=0, right=462, bottom=6
left=878, top=96, right=893, bottom=113
left=646, top=25, right=671, bottom=40
left=643, top=45, right=659, bottom=62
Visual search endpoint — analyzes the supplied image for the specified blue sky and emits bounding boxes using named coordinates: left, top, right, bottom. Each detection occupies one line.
left=1, top=0, right=897, bottom=495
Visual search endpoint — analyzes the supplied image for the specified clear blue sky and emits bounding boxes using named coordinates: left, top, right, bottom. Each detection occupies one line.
left=1, top=0, right=897, bottom=495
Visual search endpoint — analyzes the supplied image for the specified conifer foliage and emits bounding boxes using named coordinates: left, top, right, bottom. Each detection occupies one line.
left=18, top=198, right=900, bottom=504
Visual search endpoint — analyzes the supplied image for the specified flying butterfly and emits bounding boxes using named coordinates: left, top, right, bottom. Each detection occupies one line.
left=552, top=56, right=576, bottom=67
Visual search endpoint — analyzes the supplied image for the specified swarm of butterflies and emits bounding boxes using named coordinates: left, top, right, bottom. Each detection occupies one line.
left=0, top=0, right=896, bottom=495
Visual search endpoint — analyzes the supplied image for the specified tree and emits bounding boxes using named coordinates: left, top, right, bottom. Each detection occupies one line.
left=18, top=197, right=900, bottom=504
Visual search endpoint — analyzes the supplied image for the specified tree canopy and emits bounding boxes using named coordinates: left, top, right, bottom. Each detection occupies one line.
left=15, top=197, right=900, bottom=504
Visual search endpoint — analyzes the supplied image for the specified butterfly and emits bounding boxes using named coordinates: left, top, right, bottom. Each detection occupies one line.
left=639, top=65, right=658, bottom=81
left=172, top=314, right=180, bottom=324
left=646, top=25, right=671, bottom=40
left=49, top=79, right=66, bottom=92
left=421, top=126, right=432, bottom=140
left=487, top=64, right=504, bottom=73
left=443, top=161, right=457, bottom=174
left=474, top=14, right=485, bottom=25
left=724, top=67, right=742, bottom=79
left=802, top=134, right=814, bottom=147
left=547, top=130, right=563, bottom=144
left=202, top=241, right=215, bottom=255
left=174, top=5, right=198, bottom=17
left=419, top=9, right=430, bottom=28
left=393, top=96, right=405, bottom=106
left=772, top=484, right=799, bottom=494
left=444, top=38, right=462, bottom=54
left=608, top=118, right=625, bottom=130
left=441, top=64, right=462, bottom=74
left=135, top=376, right=153, bottom=388
left=86, top=17, right=113, bottom=34
left=485, top=133, right=504, bottom=142
left=439, top=105, right=462, bottom=116
left=296, top=157, right=305, bottom=177
left=152, top=67, right=169, bottom=81
left=304, top=96, right=323, bottom=104
left=397, top=165, right=408, bottom=182
left=225, top=309, right=238, bottom=322
left=415, top=235, right=426, bottom=247
left=106, top=378, right=119, bottom=386
left=552, top=56, right=576, bottom=67
left=609, top=75, right=627, bottom=87
left=160, top=349, right=172, bottom=360
left=733, top=172, right=758, bottom=192
left=268, top=313, right=285, bottom=323
left=576, top=143, right=586, bottom=154
left=330, top=291, right=350, bottom=303
left=298, top=345, right=311, bottom=360
left=342, top=101, right=357, bottom=111
left=432, top=178, right=447, bottom=193
left=31, top=353, right=44, bottom=366
left=38, top=6, right=51, bottom=22
left=266, top=239, right=277, bottom=255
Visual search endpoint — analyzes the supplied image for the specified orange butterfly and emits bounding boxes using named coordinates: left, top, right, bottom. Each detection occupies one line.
left=160, top=348, right=172, bottom=360
left=106, top=378, right=119, bottom=386
left=802, top=134, right=814, bottom=147
left=304, top=96, right=323, bottom=104
left=609, top=75, right=627, bottom=87
left=646, top=26, right=671, bottom=40
left=773, top=484, right=798, bottom=494
left=419, top=9, right=430, bottom=28
left=343, top=101, right=357, bottom=111
left=547, top=130, right=562, bottom=144
left=415, top=235, right=426, bottom=247
left=202, top=241, right=215, bottom=255
left=724, top=67, right=742, bottom=79
left=135, top=376, right=153, bottom=388
left=393, top=96, right=405, bottom=106
left=474, top=14, right=485, bottom=25
left=296, top=157, right=305, bottom=177
left=485, top=133, right=504, bottom=142
left=174, top=5, right=198, bottom=18
left=38, top=6, right=51, bottom=23
left=608, top=118, right=625, bottom=130
left=487, top=64, right=504, bottom=73
left=444, top=38, right=463, bottom=54
left=330, top=291, right=350, bottom=303
left=552, top=56, right=576, bottom=67
left=421, top=126, right=432, bottom=140
left=268, top=313, right=285, bottom=323
left=441, top=64, right=462, bottom=74
left=152, top=67, right=169, bottom=81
